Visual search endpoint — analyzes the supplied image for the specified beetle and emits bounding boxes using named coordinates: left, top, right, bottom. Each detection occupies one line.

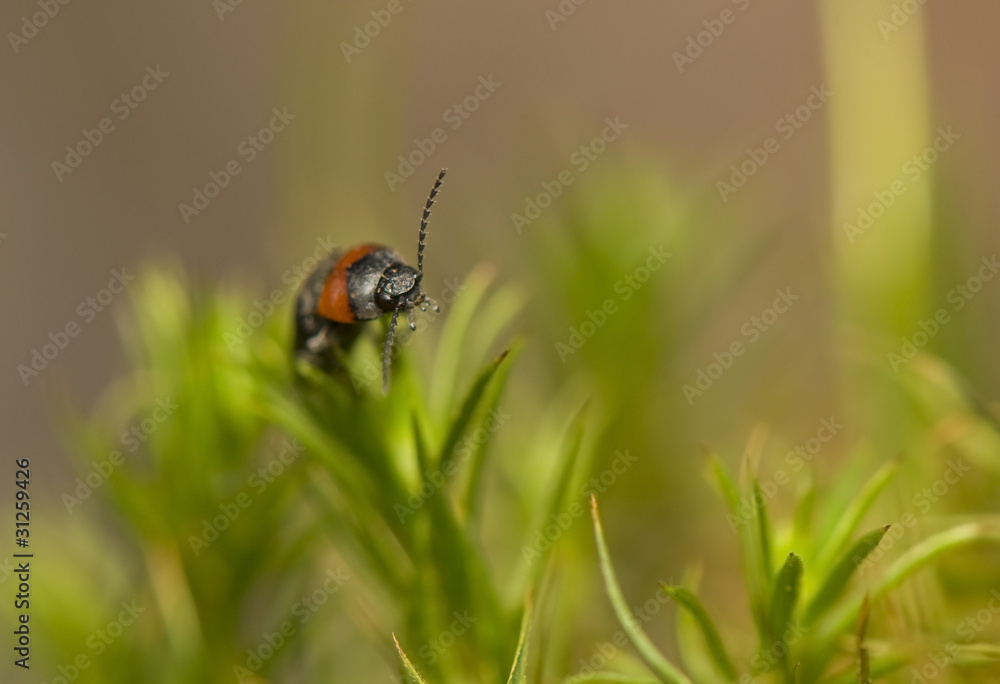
left=293, top=168, right=447, bottom=392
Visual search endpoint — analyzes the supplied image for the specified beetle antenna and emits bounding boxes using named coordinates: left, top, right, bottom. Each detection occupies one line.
left=417, top=168, right=447, bottom=276
left=382, top=304, right=403, bottom=394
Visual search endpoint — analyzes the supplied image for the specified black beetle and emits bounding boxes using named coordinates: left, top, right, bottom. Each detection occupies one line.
left=294, top=169, right=446, bottom=392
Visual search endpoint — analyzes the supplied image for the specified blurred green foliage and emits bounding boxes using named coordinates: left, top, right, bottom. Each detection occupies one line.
left=22, top=167, right=1000, bottom=680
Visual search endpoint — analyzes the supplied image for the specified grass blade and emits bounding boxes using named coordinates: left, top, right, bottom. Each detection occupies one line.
left=591, top=495, right=693, bottom=684
left=671, top=567, right=721, bottom=683
left=438, top=348, right=513, bottom=475
left=816, top=458, right=900, bottom=570
left=804, top=525, right=890, bottom=624
left=466, top=284, right=524, bottom=382
left=769, top=553, right=803, bottom=643
left=393, top=633, right=431, bottom=684
left=875, top=522, right=1000, bottom=601
left=462, top=339, right=524, bottom=516
left=524, top=400, right=589, bottom=589
left=741, top=429, right=772, bottom=636
left=661, top=584, right=737, bottom=681
left=823, top=522, right=1000, bottom=641
left=753, top=479, right=774, bottom=582
left=430, top=265, right=494, bottom=417
left=791, top=479, right=815, bottom=554
left=704, top=448, right=767, bottom=635
left=704, top=447, right=741, bottom=517
left=857, top=594, right=871, bottom=684
left=506, top=597, right=533, bottom=684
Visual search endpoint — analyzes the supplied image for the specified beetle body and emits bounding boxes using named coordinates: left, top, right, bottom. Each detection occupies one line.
left=293, top=170, right=446, bottom=391
left=293, top=244, right=429, bottom=366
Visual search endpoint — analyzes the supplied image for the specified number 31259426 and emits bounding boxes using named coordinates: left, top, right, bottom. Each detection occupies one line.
left=15, top=459, right=29, bottom=536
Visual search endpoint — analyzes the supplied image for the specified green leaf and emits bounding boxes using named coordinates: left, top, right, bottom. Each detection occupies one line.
left=671, top=568, right=720, bottom=683
left=857, top=594, right=871, bottom=684
left=769, top=553, right=803, bottom=643
left=806, top=524, right=1000, bottom=681
left=704, top=447, right=767, bottom=635
left=822, top=522, right=1000, bottom=641
left=740, top=430, right=772, bottom=636
left=874, top=522, right=1000, bottom=601
left=815, top=458, right=900, bottom=570
left=661, top=584, right=737, bottom=681
left=804, top=526, right=890, bottom=624
left=525, top=401, right=589, bottom=592
left=462, top=339, right=524, bottom=516
left=791, top=479, right=815, bottom=553
left=753, top=479, right=774, bottom=583
left=411, top=413, right=434, bottom=481
left=393, top=633, right=431, bottom=684
left=430, top=266, right=494, bottom=417
left=704, top=447, right=740, bottom=517
left=591, top=495, right=693, bottom=684
left=438, top=347, right=515, bottom=475
left=506, top=598, right=533, bottom=684
left=466, top=284, right=525, bottom=385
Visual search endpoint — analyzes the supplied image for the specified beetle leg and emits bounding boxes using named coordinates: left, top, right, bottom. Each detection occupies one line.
left=306, top=325, right=331, bottom=353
